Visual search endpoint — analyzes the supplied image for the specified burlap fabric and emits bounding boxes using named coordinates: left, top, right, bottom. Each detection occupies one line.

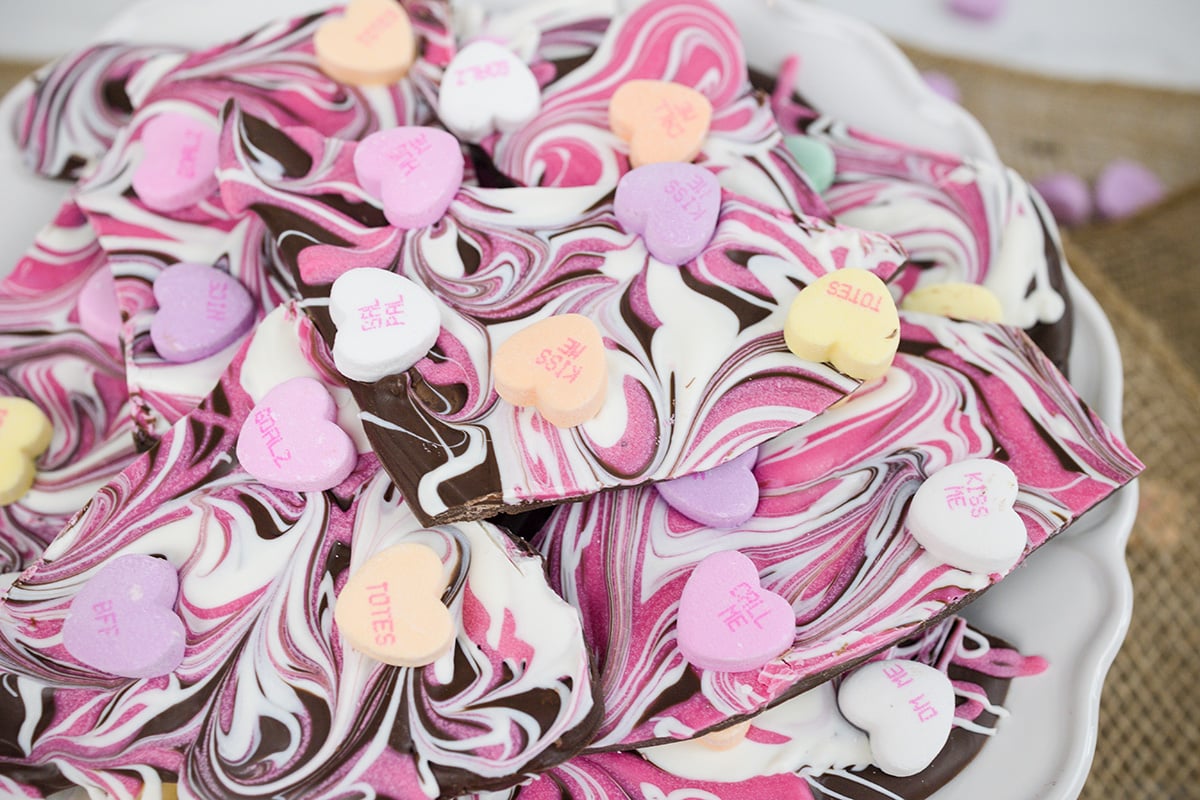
left=1, top=39, right=1197, bottom=799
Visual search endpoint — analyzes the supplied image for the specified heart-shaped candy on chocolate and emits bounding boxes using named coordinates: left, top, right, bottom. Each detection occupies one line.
left=609, top=79, right=713, bottom=167
left=492, top=314, right=608, bottom=428
left=329, top=267, right=441, bottom=382
left=0, top=396, right=53, bottom=506
left=783, top=269, right=899, bottom=381
left=236, top=377, right=357, bottom=492
left=836, top=659, right=955, bottom=777
left=77, top=265, right=123, bottom=351
left=131, top=112, right=219, bottom=213
left=438, top=40, right=542, bottom=143
left=334, top=542, right=456, bottom=667
left=677, top=550, right=794, bottom=673
left=899, top=282, right=1003, bottom=323
left=61, top=554, right=186, bottom=679
left=353, top=127, right=464, bottom=229
left=656, top=447, right=760, bottom=528
left=150, top=262, right=256, bottom=363
left=313, top=0, right=416, bottom=86
left=907, top=458, right=1025, bottom=575
left=614, top=162, right=721, bottom=265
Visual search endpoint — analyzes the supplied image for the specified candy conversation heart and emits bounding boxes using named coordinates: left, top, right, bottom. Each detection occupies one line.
left=784, top=270, right=899, bottom=381
left=907, top=458, right=1025, bottom=575
left=353, top=127, right=464, bottom=230
left=493, top=314, right=608, bottom=428
left=334, top=542, right=456, bottom=667
left=836, top=659, right=955, bottom=777
left=900, top=282, right=1004, bottom=323
left=783, top=135, right=836, bottom=194
left=614, top=162, right=721, bottom=265
left=0, top=397, right=53, bottom=506
left=61, top=554, right=186, bottom=679
left=313, top=0, right=416, bottom=86
left=329, top=267, right=441, bottom=382
left=676, top=550, right=794, bottom=673
left=656, top=447, right=760, bottom=528
left=149, top=262, right=256, bottom=363
left=131, top=112, right=219, bottom=213
left=76, top=265, right=123, bottom=350
left=1095, top=158, right=1165, bottom=220
left=438, top=40, right=542, bottom=143
left=236, top=377, right=357, bottom=492
left=609, top=80, right=713, bottom=167
left=696, top=721, right=751, bottom=752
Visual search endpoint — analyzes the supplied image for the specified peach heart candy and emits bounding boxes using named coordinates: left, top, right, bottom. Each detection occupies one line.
left=614, top=162, right=721, bottom=265
left=313, top=0, right=416, bottom=86
left=492, top=314, right=608, bottom=428
left=836, top=659, right=955, bottom=777
left=656, top=446, right=760, bottom=528
left=698, top=720, right=751, bottom=752
left=353, top=127, right=464, bottom=229
left=677, top=550, right=795, bottom=673
left=60, top=554, right=186, bottom=679
left=609, top=79, right=713, bottom=167
left=899, top=282, right=1003, bottom=323
left=329, top=267, right=441, bottom=382
left=131, top=112, right=220, bottom=213
left=77, top=265, right=123, bottom=350
left=0, top=396, right=53, bottom=505
left=907, top=458, right=1025, bottom=575
left=236, top=376, right=357, bottom=492
left=334, top=542, right=455, bottom=667
left=783, top=269, right=899, bottom=381
left=437, top=40, right=542, bottom=143
left=149, top=262, right=256, bottom=363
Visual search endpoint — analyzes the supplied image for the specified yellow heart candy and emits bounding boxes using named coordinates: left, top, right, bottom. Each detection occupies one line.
left=698, top=720, right=751, bottom=751
left=492, top=314, right=608, bottom=428
left=313, top=0, right=416, bottom=86
left=899, top=282, right=1004, bottom=323
left=609, top=80, right=713, bottom=167
left=0, top=397, right=53, bottom=506
left=784, top=270, right=900, bottom=381
left=334, top=542, right=456, bottom=667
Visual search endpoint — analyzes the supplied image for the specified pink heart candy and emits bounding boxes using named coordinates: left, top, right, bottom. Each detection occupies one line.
left=76, top=265, right=123, bottom=350
left=149, top=263, right=256, bottom=363
left=656, top=447, right=760, bottom=528
left=614, top=162, right=721, bottom=265
left=236, top=376, right=357, bottom=492
left=677, top=550, right=795, bottom=673
left=131, top=112, right=220, bottom=213
left=61, top=554, right=186, bottom=679
left=1094, top=158, right=1165, bottom=220
left=353, top=127, right=465, bottom=229
left=947, top=0, right=1006, bottom=22
left=1033, top=171, right=1093, bottom=227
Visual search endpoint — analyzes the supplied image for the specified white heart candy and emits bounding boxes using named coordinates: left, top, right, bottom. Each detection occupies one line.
left=329, top=267, right=441, bottom=383
left=907, top=458, right=1025, bottom=575
left=837, top=659, right=955, bottom=777
left=438, top=40, right=541, bottom=143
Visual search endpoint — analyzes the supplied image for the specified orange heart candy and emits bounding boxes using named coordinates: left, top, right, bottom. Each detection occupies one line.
left=784, top=270, right=900, bottom=381
left=609, top=80, right=713, bottom=167
left=492, top=314, right=608, bottom=428
left=334, top=542, right=456, bottom=667
left=314, top=0, right=416, bottom=86
left=0, top=397, right=53, bottom=506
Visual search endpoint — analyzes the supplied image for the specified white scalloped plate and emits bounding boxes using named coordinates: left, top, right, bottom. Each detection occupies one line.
left=0, top=3, right=1136, bottom=800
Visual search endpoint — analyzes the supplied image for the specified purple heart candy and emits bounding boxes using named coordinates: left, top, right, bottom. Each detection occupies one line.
left=61, top=554, right=186, bottom=679
left=614, top=162, right=721, bottom=266
left=1094, top=159, right=1165, bottom=221
left=947, top=0, right=1006, bottom=21
left=150, top=262, right=256, bottom=363
left=656, top=447, right=760, bottom=528
left=1033, top=171, right=1093, bottom=227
